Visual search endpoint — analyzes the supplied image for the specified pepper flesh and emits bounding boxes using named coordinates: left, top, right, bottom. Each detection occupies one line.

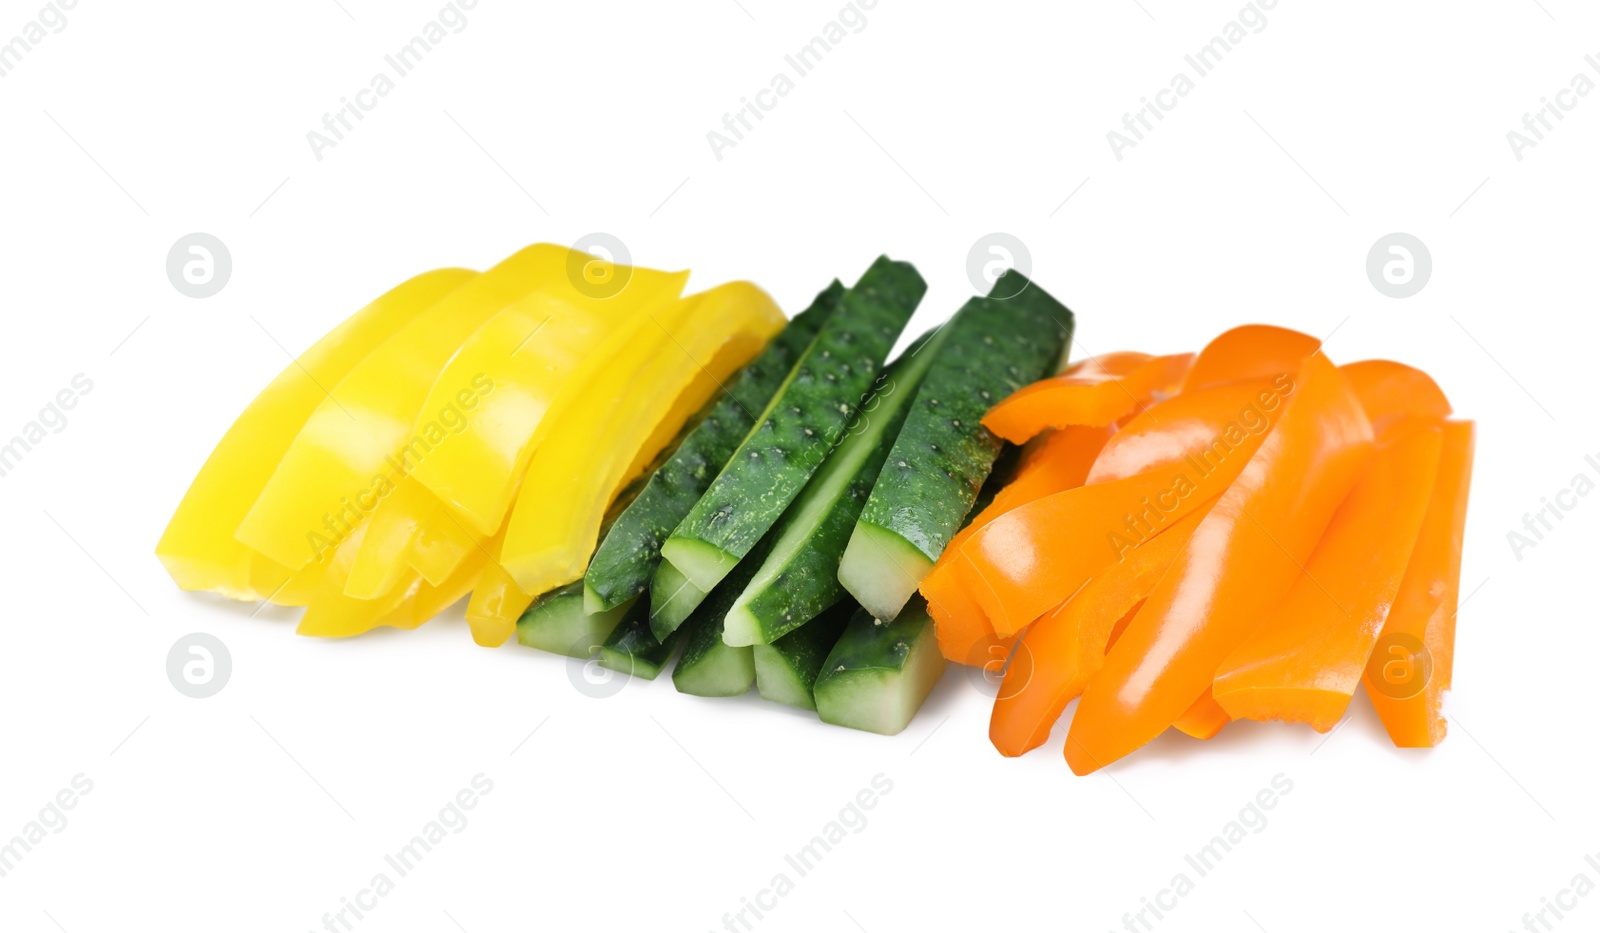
left=1172, top=689, right=1231, bottom=740
left=981, top=352, right=1193, bottom=442
left=989, top=501, right=1211, bottom=757
left=1066, top=349, right=1374, bottom=775
left=155, top=268, right=475, bottom=599
left=237, top=245, right=568, bottom=571
left=499, top=281, right=784, bottom=596
left=1364, top=420, right=1474, bottom=747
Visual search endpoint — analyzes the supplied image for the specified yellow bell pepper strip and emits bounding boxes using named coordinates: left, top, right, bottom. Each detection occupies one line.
left=1213, top=427, right=1443, bottom=731
left=406, top=496, right=485, bottom=586
left=1364, top=419, right=1475, bottom=747
left=955, top=378, right=1281, bottom=637
left=499, top=281, right=784, bottom=596
left=343, top=476, right=437, bottom=599
left=464, top=540, right=532, bottom=648
left=981, top=352, right=1193, bottom=442
left=1173, top=689, right=1231, bottom=740
left=1065, top=350, right=1374, bottom=775
left=989, top=502, right=1211, bottom=757
left=406, top=262, right=691, bottom=538
left=236, top=244, right=567, bottom=572
left=296, top=523, right=420, bottom=638
left=156, top=268, right=475, bottom=600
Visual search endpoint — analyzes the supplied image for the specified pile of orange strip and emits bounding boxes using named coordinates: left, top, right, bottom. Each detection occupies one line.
left=921, top=325, right=1473, bottom=774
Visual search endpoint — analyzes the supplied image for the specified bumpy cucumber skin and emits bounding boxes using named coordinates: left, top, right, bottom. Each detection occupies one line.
left=664, top=257, right=926, bottom=581
left=856, top=270, right=1072, bottom=564
left=754, top=599, right=855, bottom=710
left=730, top=329, right=940, bottom=644
left=598, top=602, right=678, bottom=680
left=583, top=283, right=842, bottom=612
left=814, top=598, right=947, bottom=735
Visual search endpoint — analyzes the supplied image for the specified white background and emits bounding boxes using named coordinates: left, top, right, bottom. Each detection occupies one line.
left=0, top=1, right=1594, bottom=931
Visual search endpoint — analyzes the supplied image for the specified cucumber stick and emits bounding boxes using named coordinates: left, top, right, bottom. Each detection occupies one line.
left=838, top=270, right=1072, bottom=621
left=753, top=599, right=854, bottom=710
left=814, top=598, right=947, bottom=735
left=659, top=257, right=925, bottom=611
left=516, top=583, right=637, bottom=658
left=648, top=559, right=706, bottom=640
left=598, top=602, right=680, bottom=680
left=670, top=535, right=774, bottom=697
left=722, top=327, right=945, bottom=647
left=583, top=283, right=843, bottom=615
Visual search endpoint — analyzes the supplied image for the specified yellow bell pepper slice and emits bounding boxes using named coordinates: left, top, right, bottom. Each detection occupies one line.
left=500, top=281, right=784, bottom=595
left=155, top=268, right=474, bottom=600
left=236, top=244, right=567, bottom=571
left=296, top=523, right=419, bottom=637
left=407, top=263, right=691, bottom=537
left=464, top=547, right=530, bottom=648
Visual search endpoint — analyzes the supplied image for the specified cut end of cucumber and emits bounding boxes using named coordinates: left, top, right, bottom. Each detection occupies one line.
left=649, top=560, right=707, bottom=641
left=753, top=644, right=817, bottom=710
left=582, top=582, right=611, bottom=616
left=516, top=590, right=637, bottom=659
left=814, top=604, right=947, bottom=736
left=672, top=643, right=754, bottom=697
left=660, top=536, right=739, bottom=594
left=837, top=522, right=934, bottom=623
left=720, top=601, right=764, bottom=648
left=598, top=645, right=667, bottom=681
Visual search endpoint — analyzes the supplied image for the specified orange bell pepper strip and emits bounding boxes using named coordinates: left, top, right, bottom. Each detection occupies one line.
left=924, top=425, right=1112, bottom=665
left=990, top=502, right=1211, bottom=757
left=1212, top=360, right=1452, bottom=731
left=1065, top=351, right=1374, bottom=775
left=1213, top=426, right=1443, bottom=731
left=981, top=352, right=1193, bottom=442
left=1173, top=689, right=1231, bottom=740
left=1181, top=324, right=1322, bottom=393
left=957, top=378, right=1284, bottom=637
left=1364, top=420, right=1474, bottom=747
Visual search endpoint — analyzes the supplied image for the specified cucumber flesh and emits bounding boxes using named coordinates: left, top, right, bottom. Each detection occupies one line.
left=753, top=599, right=855, bottom=710
left=661, top=257, right=925, bottom=599
left=583, top=284, right=841, bottom=614
left=839, top=270, right=1072, bottom=621
left=813, top=598, right=947, bottom=735
left=723, top=328, right=944, bottom=647
left=670, top=531, right=778, bottom=697
left=516, top=582, right=638, bottom=658
left=598, top=601, right=680, bottom=680
left=648, top=559, right=706, bottom=642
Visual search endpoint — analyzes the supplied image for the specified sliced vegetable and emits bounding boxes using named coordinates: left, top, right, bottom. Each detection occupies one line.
left=660, top=257, right=924, bottom=602
left=598, top=604, right=681, bottom=680
left=648, top=560, right=706, bottom=640
left=671, top=539, right=773, bottom=697
left=814, top=599, right=947, bottom=736
left=839, top=269, right=1072, bottom=621
left=1172, top=690, right=1231, bottom=740
left=502, top=281, right=786, bottom=596
left=1066, top=350, right=1374, bottom=775
left=156, top=268, right=475, bottom=600
left=723, top=328, right=944, bottom=647
left=516, top=583, right=639, bottom=658
left=753, top=599, right=855, bottom=710
left=584, top=283, right=842, bottom=614
left=981, top=351, right=1193, bottom=442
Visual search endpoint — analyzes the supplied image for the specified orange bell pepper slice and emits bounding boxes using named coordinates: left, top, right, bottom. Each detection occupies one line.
left=1181, top=324, right=1322, bottom=393
left=1173, top=689, right=1231, bottom=740
left=981, top=352, right=1193, bottom=442
left=957, top=378, right=1284, bottom=637
left=924, top=425, right=1112, bottom=664
left=1211, top=361, right=1452, bottom=731
left=1364, top=419, right=1474, bottom=747
left=989, top=501, right=1211, bottom=757
left=1065, top=350, right=1374, bottom=774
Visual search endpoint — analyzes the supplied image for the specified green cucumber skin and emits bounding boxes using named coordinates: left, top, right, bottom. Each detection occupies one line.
left=813, top=598, right=947, bottom=735
left=515, top=582, right=636, bottom=658
left=728, top=329, right=942, bottom=645
left=753, top=599, right=855, bottom=710
left=583, top=283, right=842, bottom=612
left=670, top=537, right=773, bottom=697
left=855, top=269, right=1072, bottom=564
left=663, top=257, right=925, bottom=586
left=598, top=602, right=679, bottom=680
